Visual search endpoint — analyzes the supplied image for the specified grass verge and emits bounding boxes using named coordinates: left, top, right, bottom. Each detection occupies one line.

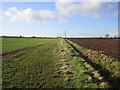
left=67, top=39, right=120, bottom=88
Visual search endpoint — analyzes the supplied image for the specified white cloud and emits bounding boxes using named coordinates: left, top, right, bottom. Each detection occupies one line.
left=4, top=7, right=57, bottom=23
left=4, top=1, right=117, bottom=23
left=57, top=17, right=69, bottom=23
left=56, top=2, right=102, bottom=18
left=4, top=7, right=69, bottom=23
left=56, top=0, right=118, bottom=18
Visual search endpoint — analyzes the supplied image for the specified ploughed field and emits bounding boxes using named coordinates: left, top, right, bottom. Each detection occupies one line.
left=68, top=38, right=119, bottom=59
left=1, top=38, right=120, bottom=88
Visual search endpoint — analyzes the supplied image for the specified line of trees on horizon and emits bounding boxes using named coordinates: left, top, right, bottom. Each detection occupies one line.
left=0, top=35, right=120, bottom=39
left=0, top=35, right=58, bottom=38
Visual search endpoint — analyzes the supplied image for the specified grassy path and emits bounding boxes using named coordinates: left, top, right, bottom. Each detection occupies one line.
left=3, top=39, right=110, bottom=88
left=66, top=39, right=119, bottom=88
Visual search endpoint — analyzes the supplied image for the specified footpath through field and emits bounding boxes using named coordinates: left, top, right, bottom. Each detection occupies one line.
left=66, top=39, right=119, bottom=88
left=2, top=38, right=118, bottom=88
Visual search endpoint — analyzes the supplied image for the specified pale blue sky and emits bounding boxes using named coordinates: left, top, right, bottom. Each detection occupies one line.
left=2, top=2, right=118, bottom=37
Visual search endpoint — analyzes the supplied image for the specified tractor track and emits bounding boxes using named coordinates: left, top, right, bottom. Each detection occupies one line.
left=1, top=44, right=44, bottom=59
left=1, top=40, right=58, bottom=59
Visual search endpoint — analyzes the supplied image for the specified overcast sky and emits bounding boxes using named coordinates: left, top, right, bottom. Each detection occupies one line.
left=1, top=0, right=118, bottom=37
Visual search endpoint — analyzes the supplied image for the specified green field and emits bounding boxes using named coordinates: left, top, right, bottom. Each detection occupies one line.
left=2, top=38, right=119, bottom=88
left=2, top=38, right=55, bottom=54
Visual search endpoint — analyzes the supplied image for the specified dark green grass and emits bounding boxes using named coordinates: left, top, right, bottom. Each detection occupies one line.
left=2, top=38, right=55, bottom=54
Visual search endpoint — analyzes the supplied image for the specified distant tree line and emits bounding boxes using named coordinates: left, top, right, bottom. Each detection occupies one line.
left=104, top=33, right=119, bottom=39
left=0, top=35, right=24, bottom=38
left=0, top=35, right=57, bottom=38
left=0, top=35, right=119, bottom=39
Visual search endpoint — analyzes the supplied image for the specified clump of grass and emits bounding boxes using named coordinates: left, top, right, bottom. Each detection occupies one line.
left=87, top=76, right=92, bottom=81
left=115, top=69, right=120, bottom=77
left=98, top=77, right=104, bottom=80
left=99, top=82, right=109, bottom=88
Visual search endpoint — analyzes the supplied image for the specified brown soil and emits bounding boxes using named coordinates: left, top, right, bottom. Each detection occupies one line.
left=68, top=38, right=119, bottom=58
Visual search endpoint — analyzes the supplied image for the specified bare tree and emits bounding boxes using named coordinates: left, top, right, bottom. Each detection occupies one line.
left=105, top=33, right=109, bottom=38
left=114, top=35, right=117, bottom=38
